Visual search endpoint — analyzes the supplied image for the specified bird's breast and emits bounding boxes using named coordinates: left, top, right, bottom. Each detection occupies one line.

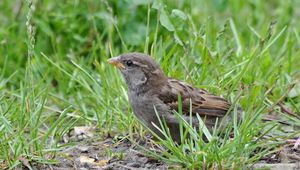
left=128, top=91, right=169, bottom=128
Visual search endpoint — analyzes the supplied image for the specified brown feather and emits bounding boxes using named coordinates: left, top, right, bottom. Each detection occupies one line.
left=109, top=52, right=243, bottom=143
left=158, top=79, right=230, bottom=118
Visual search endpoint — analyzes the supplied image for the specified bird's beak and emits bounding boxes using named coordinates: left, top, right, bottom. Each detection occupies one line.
left=107, top=57, right=125, bottom=69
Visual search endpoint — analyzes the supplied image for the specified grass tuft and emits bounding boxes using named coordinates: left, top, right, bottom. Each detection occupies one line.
left=0, top=0, right=299, bottom=169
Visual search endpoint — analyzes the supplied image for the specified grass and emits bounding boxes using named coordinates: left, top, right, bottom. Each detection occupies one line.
left=0, top=0, right=300, bottom=169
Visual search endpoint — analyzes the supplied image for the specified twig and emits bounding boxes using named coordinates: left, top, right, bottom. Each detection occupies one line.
left=278, top=102, right=300, bottom=120
left=293, top=136, right=300, bottom=149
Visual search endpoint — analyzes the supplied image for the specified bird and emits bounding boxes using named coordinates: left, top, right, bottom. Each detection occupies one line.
left=108, top=52, right=242, bottom=142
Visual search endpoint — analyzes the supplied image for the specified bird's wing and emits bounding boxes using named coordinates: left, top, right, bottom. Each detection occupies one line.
left=158, top=79, right=230, bottom=117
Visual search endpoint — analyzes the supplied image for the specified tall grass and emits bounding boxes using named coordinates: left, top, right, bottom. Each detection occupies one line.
left=0, top=0, right=299, bottom=169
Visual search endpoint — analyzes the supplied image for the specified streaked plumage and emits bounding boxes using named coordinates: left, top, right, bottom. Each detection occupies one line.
left=108, top=52, right=242, bottom=142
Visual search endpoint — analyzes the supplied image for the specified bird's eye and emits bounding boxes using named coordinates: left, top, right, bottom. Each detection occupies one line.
left=126, top=60, right=133, bottom=67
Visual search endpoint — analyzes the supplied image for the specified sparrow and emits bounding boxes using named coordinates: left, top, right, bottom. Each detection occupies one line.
left=108, top=52, right=242, bottom=142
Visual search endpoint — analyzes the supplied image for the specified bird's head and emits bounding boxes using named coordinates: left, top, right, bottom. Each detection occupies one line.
left=108, top=52, right=166, bottom=91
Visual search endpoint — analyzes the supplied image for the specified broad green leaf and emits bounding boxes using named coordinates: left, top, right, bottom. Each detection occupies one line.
left=152, top=0, right=163, bottom=10
left=160, top=9, right=175, bottom=32
left=174, top=32, right=183, bottom=46
left=152, top=0, right=175, bottom=32
left=172, top=9, right=187, bottom=20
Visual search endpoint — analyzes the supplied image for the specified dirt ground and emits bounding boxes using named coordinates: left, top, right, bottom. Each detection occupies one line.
left=36, top=138, right=168, bottom=170
left=30, top=126, right=170, bottom=170
left=11, top=125, right=300, bottom=170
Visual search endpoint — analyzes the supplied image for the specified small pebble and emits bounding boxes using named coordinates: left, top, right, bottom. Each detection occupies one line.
left=126, top=162, right=141, bottom=168
left=77, top=146, right=90, bottom=153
